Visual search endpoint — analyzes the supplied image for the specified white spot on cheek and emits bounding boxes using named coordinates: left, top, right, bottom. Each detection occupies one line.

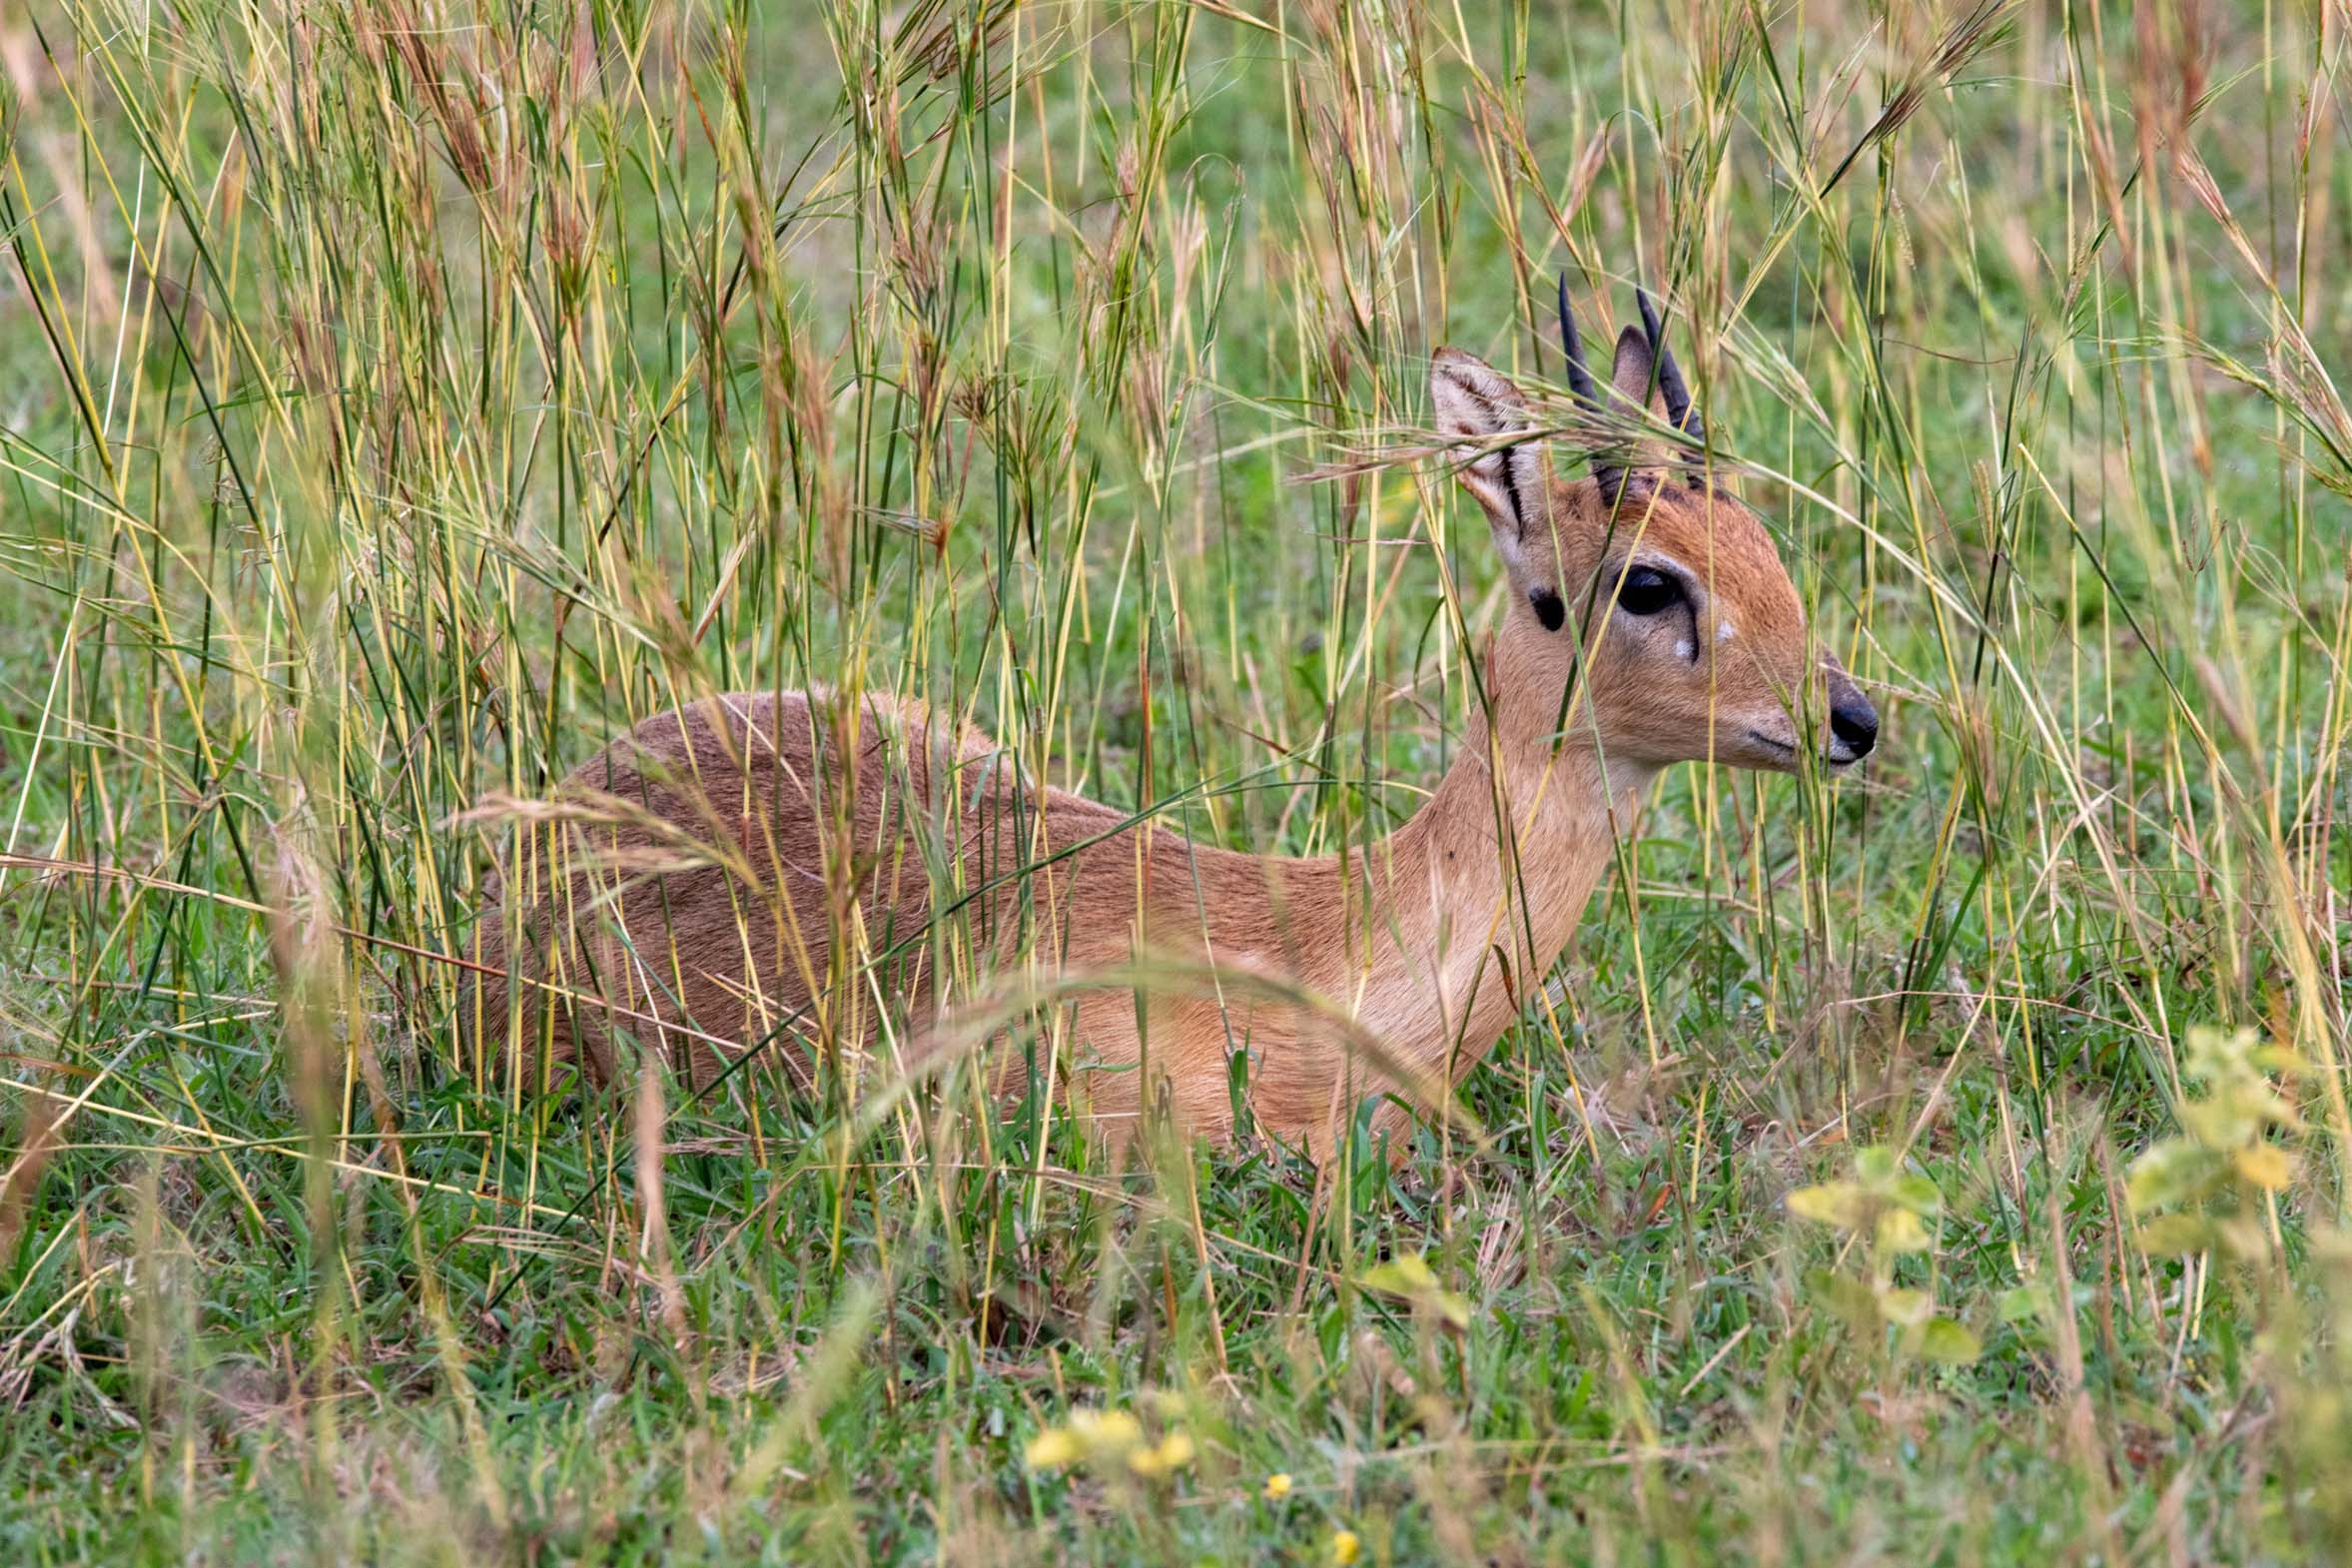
left=1675, top=639, right=1695, bottom=660
left=1717, top=620, right=1737, bottom=643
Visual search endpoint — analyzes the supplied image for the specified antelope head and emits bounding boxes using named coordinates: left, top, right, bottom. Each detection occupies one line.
left=1429, top=281, right=1877, bottom=777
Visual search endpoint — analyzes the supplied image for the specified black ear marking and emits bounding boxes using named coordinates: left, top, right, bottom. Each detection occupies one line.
left=1529, top=588, right=1566, bottom=632
left=1438, top=366, right=1533, bottom=543
left=1496, top=444, right=1527, bottom=541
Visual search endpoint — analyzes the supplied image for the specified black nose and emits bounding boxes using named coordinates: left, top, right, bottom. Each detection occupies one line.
left=1830, top=690, right=1879, bottom=757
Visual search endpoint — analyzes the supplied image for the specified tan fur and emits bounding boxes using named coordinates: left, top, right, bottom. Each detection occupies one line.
left=462, top=338, right=1872, bottom=1157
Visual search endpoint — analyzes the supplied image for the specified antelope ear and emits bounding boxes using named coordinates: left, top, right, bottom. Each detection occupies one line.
left=1429, top=349, right=1561, bottom=624
left=1608, top=326, right=1684, bottom=480
left=1609, top=325, right=1655, bottom=411
left=1431, top=349, right=1550, bottom=532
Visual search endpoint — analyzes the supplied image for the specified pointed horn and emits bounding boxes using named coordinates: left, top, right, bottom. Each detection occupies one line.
left=1557, top=272, right=1600, bottom=409
left=1636, top=286, right=1706, bottom=454
left=1558, top=272, right=1627, bottom=502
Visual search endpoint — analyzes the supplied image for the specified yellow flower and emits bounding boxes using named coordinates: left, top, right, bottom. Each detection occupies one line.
left=1032, top=1406, right=1191, bottom=1477
left=1261, top=1471, right=1293, bottom=1500
left=1330, top=1528, right=1361, bottom=1564
left=1024, top=1426, right=1080, bottom=1470
left=1070, top=1408, right=1143, bottom=1452
left=1126, top=1430, right=1195, bottom=1478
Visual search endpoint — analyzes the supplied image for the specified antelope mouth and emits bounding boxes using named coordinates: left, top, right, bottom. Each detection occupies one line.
left=1745, top=728, right=1861, bottom=771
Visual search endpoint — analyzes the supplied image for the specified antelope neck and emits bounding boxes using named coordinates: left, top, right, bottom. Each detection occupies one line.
left=1327, top=641, right=1652, bottom=1090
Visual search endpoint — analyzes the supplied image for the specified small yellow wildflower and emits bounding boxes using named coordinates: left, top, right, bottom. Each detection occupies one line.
left=1330, top=1528, right=1361, bottom=1564
left=1024, top=1426, right=1081, bottom=1470
left=1261, top=1471, right=1293, bottom=1501
left=1070, top=1408, right=1143, bottom=1452
left=1127, top=1429, right=1195, bottom=1478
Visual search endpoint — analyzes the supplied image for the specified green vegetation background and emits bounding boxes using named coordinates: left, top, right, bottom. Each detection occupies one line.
left=0, top=0, right=2347, bottom=1562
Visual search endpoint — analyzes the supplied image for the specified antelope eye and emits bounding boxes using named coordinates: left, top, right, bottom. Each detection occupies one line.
left=1615, top=566, right=1683, bottom=616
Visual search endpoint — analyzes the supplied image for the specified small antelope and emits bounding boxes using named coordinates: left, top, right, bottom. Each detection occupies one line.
left=464, top=284, right=1877, bottom=1157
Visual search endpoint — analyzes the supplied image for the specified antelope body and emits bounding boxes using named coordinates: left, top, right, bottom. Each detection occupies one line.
left=464, top=287, right=1878, bottom=1156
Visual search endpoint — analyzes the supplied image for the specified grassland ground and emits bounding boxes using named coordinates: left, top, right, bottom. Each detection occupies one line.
left=2, top=0, right=2349, bottom=1562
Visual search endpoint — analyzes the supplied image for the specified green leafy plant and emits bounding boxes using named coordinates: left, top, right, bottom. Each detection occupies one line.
left=2126, top=1025, right=2305, bottom=1261
left=1355, top=1251, right=1472, bottom=1332
left=1789, top=1146, right=1980, bottom=1365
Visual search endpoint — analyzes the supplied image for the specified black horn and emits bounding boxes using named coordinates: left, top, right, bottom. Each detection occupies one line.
left=1557, top=273, right=1627, bottom=503
left=1635, top=286, right=1706, bottom=460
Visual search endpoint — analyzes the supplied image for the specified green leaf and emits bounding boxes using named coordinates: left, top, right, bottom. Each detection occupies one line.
left=1915, top=1317, right=1981, bottom=1364
left=1424, top=1290, right=1474, bottom=1330
left=2179, top=1098, right=2257, bottom=1153
left=1854, top=1146, right=1900, bottom=1186
left=2126, top=1142, right=2219, bottom=1212
left=2249, top=1043, right=2311, bottom=1076
left=2135, top=1213, right=2212, bottom=1255
left=2183, top=1025, right=2258, bottom=1079
left=1787, top=1181, right=1867, bottom=1230
left=1876, top=1207, right=1932, bottom=1254
left=1806, top=1269, right=1882, bottom=1338
left=1358, top=1253, right=1439, bottom=1295
left=2216, top=1216, right=2272, bottom=1260
left=2234, top=1144, right=2293, bottom=1190
left=1358, top=1252, right=1472, bottom=1330
left=1876, top=1286, right=1933, bottom=1327
left=1886, top=1175, right=1944, bottom=1216
left=1996, top=1284, right=2049, bottom=1324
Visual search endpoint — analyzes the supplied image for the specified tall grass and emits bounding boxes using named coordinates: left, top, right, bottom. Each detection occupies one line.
left=1, top=0, right=2347, bottom=1561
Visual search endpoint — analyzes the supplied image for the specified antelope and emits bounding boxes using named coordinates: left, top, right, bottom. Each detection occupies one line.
left=462, top=282, right=1878, bottom=1159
